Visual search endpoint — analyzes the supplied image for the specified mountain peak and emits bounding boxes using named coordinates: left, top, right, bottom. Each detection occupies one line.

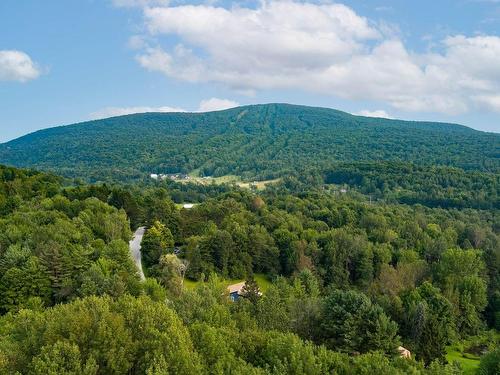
left=0, top=103, right=497, bottom=182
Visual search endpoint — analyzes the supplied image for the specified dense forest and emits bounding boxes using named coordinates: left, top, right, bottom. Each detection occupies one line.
left=0, top=102, right=498, bottom=375
left=0, top=104, right=498, bottom=182
left=0, top=164, right=498, bottom=374
left=321, top=162, right=499, bottom=210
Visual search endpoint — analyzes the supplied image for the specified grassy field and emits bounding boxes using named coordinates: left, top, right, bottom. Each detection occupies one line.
left=182, top=171, right=280, bottom=191
left=184, top=171, right=241, bottom=185
left=446, top=347, right=480, bottom=374
left=180, top=174, right=240, bottom=186
left=237, top=178, right=281, bottom=190
left=183, top=273, right=272, bottom=293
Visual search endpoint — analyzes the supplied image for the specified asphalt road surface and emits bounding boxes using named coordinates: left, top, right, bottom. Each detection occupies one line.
left=129, top=226, right=146, bottom=281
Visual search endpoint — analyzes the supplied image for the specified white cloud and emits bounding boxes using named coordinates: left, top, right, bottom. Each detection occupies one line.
left=136, top=1, right=380, bottom=89
left=125, top=1, right=500, bottom=116
left=90, top=105, right=185, bottom=119
left=0, top=50, right=40, bottom=82
left=90, top=97, right=239, bottom=119
left=143, top=1, right=380, bottom=74
left=356, top=109, right=393, bottom=119
left=473, top=95, right=500, bottom=112
left=137, top=45, right=205, bottom=82
left=198, top=97, right=239, bottom=112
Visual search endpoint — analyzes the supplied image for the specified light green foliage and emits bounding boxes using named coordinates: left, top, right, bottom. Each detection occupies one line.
left=446, top=347, right=480, bottom=375
left=30, top=341, right=98, bottom=375
left=0, top=163, right=498, bottom=374
left=141, top=221, right=174, bottom=268
left=0, top=169, right=140, bottom=314
left=155, top=253, right=186, bottom=296
left=436, top=248, right=488, bottom=335
left=0, top=295, right=203, bottom=374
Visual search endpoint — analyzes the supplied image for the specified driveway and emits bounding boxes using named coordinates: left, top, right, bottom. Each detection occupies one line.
left=129, top=226, right=146, bottom=281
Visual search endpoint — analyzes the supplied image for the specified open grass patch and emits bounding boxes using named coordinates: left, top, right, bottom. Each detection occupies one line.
left=183, top=273, right=272, bottom=293
left=180, top=174, right=241, bottom=186
left=446, top=347, right=480, bottom=375
left=237, top=178, right=281, bottom=190
left=183, top=172, right=280, bottom=191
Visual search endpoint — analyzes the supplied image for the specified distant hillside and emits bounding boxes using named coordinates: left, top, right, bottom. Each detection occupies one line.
left=0, top=103, right=498, bottom=182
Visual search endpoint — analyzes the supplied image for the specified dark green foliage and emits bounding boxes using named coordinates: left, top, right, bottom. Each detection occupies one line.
left=324, top=161, right=499, bottom=209
left=318, top=289, right=399, bottom=354
left=401, top=282, right=455, bottom=364
left=478, top=348, right=500, bottom=375
left=0, top=166, right=140, bottom=313
left=1, top=104, right=498, bottom=182
left=0, top=274, right=470, bottom=375
left=240, top=276, right=261, bottom=304
left=319, top=228, right=373, bottom=288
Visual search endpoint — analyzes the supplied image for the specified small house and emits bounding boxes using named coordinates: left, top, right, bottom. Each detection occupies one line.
left=227, top=282, right=246, bottom=302
left=227, top=281, right=262, bottom=302
left=398, top=346, right=411, bottom=359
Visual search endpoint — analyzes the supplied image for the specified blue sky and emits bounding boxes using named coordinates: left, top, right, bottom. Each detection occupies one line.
left=1, top=0, right=499, bottom=142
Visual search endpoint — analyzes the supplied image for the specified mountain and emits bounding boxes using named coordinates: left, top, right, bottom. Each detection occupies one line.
left=0, top=103, right=498, bottom=182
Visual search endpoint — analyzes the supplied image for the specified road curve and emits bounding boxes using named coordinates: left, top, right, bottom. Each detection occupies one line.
left=129, top=226, right=146, bottom=281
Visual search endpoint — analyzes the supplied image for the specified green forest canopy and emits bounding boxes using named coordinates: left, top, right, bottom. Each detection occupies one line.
left=0, top=104, right=498, bottom=374
left=0, top=164, right=499, bottom=374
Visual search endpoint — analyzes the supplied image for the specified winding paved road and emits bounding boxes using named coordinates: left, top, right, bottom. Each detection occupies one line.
left=129, top=227, right=146, bottom=281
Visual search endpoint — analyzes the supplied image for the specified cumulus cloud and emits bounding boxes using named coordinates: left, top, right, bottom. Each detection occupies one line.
left=126, top=1, right=500, bottom=115
left=356, top=109, right=393, bottom=119
left=0, top=50, right=40, bottom=82
left=198, top=97, right=239, bottom=112
left=140, top=1, right=380, bottom=86
left=90, top=105, right=185, bottom=119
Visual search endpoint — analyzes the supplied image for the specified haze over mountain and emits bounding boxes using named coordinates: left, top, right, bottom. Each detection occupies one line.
left=0, top=103, right=498, bottom=182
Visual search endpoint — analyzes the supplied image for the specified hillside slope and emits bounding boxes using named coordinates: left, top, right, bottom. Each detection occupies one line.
left=0, top=103, right=498, bottom=181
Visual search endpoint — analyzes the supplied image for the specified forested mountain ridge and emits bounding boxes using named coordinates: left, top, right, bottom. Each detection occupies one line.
left=1, top=103, right=498, bottom=182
